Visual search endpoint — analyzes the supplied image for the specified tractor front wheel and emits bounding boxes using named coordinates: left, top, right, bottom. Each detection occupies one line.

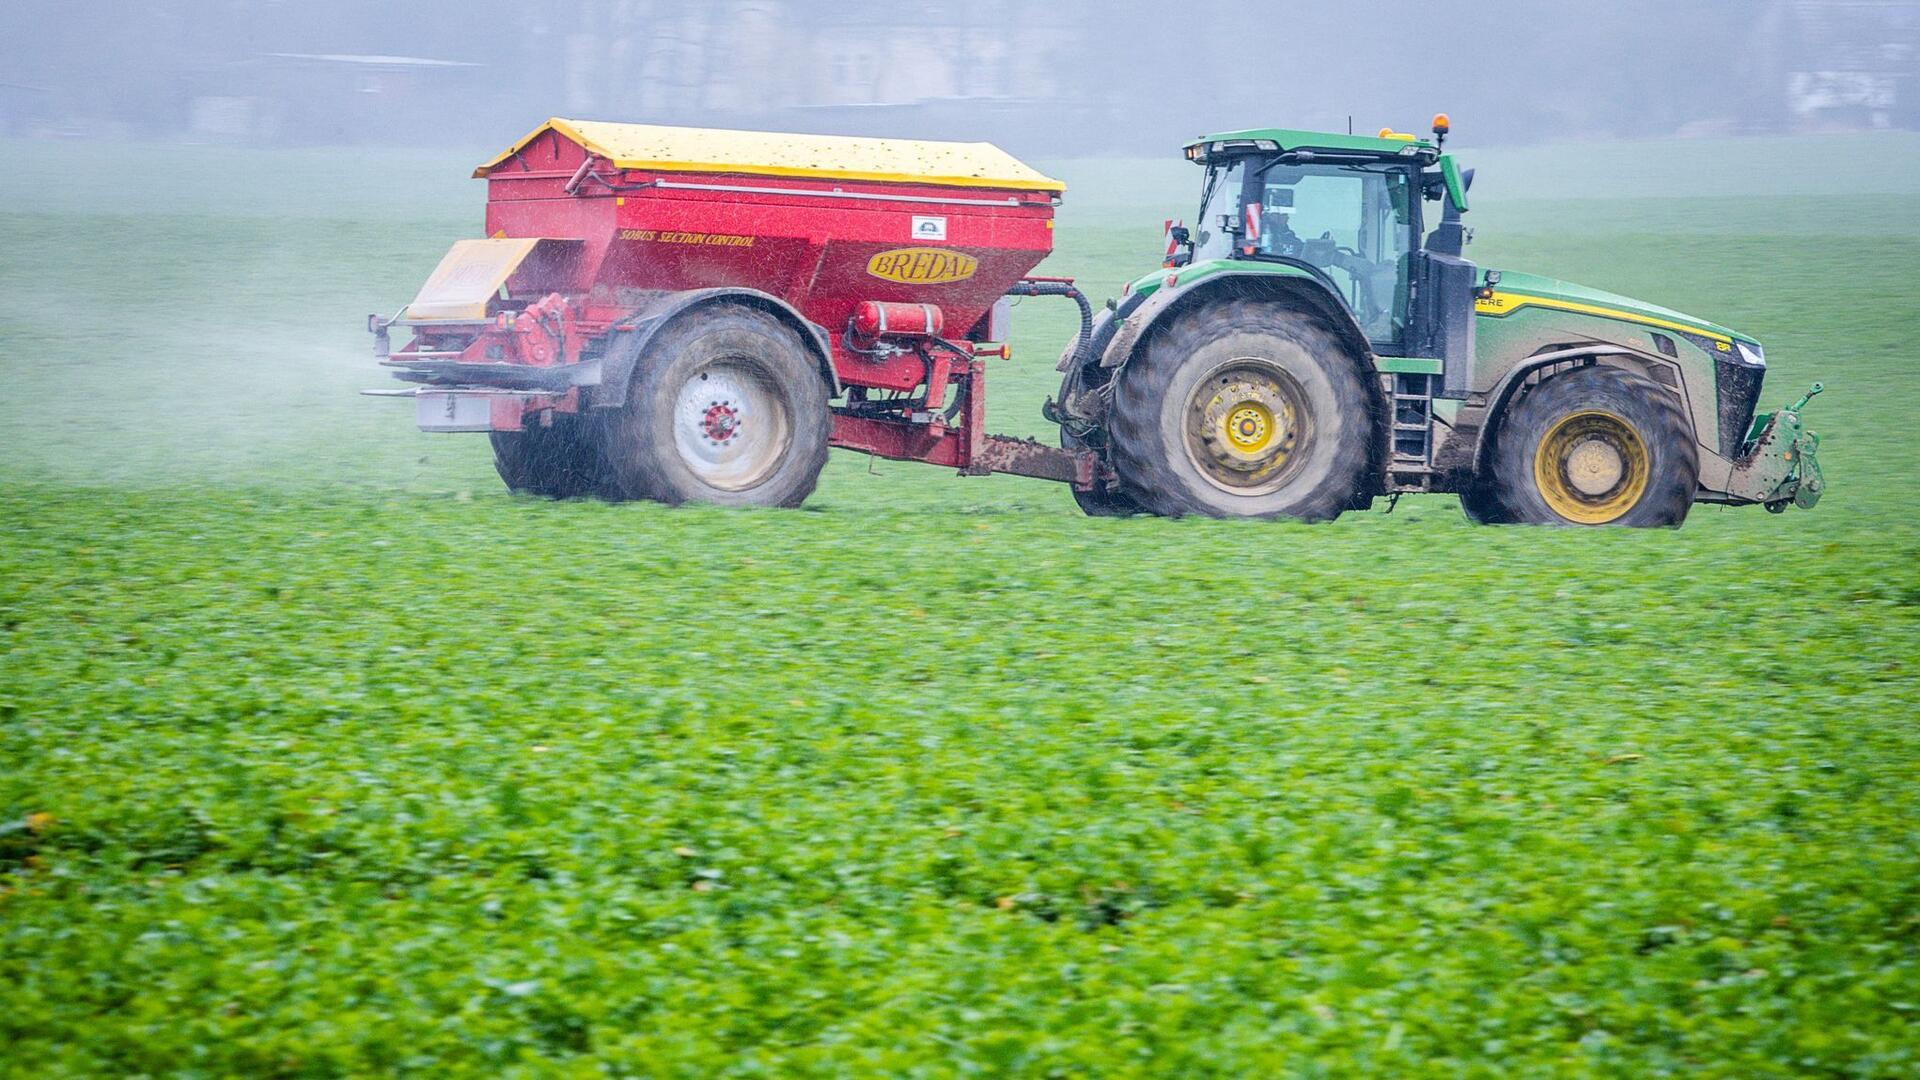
left=597, top=305, right=831, bottom=508
left=1107, top=300, right=1373, bottom=521
left=1486, top=365, right=1697, bottom=527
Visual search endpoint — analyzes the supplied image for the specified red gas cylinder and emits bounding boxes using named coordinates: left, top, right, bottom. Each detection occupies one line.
left=851, top=301, right=943, bottom=339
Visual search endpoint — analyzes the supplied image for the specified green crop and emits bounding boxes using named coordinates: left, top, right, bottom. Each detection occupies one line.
left=1, top=138, right=1917, bottom=1077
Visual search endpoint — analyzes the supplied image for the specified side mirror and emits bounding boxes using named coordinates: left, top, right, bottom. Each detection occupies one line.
left=1165, top=224, right=1193, bottom=267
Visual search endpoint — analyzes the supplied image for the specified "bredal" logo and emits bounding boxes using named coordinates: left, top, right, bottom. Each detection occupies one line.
left=867, top=248, right=978, bottom=285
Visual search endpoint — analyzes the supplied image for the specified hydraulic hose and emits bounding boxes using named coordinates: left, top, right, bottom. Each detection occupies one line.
left=1008, top=278, right=1096, bottom=371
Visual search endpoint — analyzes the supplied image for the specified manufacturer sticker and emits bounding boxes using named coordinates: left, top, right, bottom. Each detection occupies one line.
left=911, top=215, right=948, bottom=241
left=867, top=248, right=978, bottom=285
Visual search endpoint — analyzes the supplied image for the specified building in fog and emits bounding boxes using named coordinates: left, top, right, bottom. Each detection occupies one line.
left=1773, top=0, right=1920, bottom=129
left=183, top=53, right=488, bottom=144
left=540, top=0, right=1092, bottom=144
left=513, top=0, right=1920, bottom=147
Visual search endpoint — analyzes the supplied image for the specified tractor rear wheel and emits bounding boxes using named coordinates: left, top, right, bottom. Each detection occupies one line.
left=1107, top=299, right=1373, bottom=521
left=1487, top=365, right=1697, bottom=527
left=598, top=305, right=831, bottom=508
left=1457, top=480, right=1512, bottom=524
left=490, top=418, right=611, bottom=499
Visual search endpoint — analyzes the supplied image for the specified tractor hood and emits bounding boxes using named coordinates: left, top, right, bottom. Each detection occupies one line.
left=1479, top=269, right=1756, bottom=347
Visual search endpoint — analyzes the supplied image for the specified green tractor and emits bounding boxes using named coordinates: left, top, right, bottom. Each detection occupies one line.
left=1055, top=116, right=1825, bottom=525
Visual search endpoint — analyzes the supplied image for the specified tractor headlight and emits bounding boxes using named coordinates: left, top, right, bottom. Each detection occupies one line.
left=1735, top=340, right=1766, bottom=368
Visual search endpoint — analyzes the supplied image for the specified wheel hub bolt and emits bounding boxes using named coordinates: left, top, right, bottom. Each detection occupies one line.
left=703, top=402, right=740, bottom=442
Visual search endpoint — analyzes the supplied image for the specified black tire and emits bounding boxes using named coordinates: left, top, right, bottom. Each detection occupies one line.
left=1107, top=299, right=1374, bottom=521
left=1457, top=480, right=1512, bottom=524
left=596, top=304, right=831, bottom=508
left=1055, top=366, right=1140, bottom=517
left=1489, top=365, right=1697, bottom=527
left=490, top=418, right=613, bottom=499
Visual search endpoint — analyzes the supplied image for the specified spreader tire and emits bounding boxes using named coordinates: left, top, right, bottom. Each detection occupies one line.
left=490, top=419, right=611, bottom=499
left=1489, top=364, right=1697, bottom=527
left=598, top=304, right=830, bottom=508
left=1107, top=299, right=1373, bottom=521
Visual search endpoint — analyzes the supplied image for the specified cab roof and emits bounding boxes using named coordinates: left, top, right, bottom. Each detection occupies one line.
left=1185, top=127, right=1439, bottom=164
left=475, top=117, right=1066, bottom=193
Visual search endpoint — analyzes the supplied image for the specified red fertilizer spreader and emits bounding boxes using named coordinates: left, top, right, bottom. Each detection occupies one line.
left=368, top=118, right=1098, bottom=504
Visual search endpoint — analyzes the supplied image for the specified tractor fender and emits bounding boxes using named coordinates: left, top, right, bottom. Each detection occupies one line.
left=1469, top=343, right=1695, bottom=477
left=1096, top=271, right=1385, bottom=457
left=1098, top=270, right=1374, bottom=373
left=593, top=287, right=839, bottom=408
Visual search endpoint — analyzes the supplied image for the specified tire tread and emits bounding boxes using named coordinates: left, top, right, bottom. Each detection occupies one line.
left=1487, top=364, right=1697, bottom=527
left=1106, top=299, right=1374, bottom=521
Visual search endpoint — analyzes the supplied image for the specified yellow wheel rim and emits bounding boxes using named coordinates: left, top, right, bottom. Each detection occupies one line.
left=1534, top=410, right=1650, bottom=524
left=1183, top=360, right=1308, bottom=493
left=1224, top=403, right=1275, bottom=453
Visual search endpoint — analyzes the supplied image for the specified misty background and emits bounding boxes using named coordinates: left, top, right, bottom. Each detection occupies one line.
left=5, top=0, right=1919, bottom=157
left=3, top=0, right=1917, bottom=494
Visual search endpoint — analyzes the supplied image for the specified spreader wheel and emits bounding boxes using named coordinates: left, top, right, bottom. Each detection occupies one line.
left=1487, top=365, right=1697, bottom=527
left=490, top=418, right=612, bottom=499
left=1106, top=299, right=1373, bottom=521
left=598, top=304, right=831, bottom=508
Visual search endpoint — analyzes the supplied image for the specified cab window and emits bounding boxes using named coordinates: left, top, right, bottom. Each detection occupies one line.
left=1195, top=158, right=1419, bottom=345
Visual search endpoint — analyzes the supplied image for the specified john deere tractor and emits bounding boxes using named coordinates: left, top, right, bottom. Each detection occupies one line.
left=1055, top=116, right=1824, bottom=525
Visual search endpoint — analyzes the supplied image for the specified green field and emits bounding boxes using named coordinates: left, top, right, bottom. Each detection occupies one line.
left=2, top=136, right=1918, bottom=1076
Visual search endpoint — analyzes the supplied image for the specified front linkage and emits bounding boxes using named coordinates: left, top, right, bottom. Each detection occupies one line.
left=1736, top=383, right=1825, bottom=513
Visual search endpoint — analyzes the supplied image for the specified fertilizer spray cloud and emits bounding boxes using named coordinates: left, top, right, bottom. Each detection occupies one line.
left=0, top=142, right=491, bottom=490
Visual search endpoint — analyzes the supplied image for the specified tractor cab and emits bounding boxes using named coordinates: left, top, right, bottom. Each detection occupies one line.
left=1178, top=118, right=1478, bottom=392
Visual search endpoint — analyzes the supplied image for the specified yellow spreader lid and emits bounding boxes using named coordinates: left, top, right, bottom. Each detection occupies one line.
left=475, top=117, right=1065, bottom=193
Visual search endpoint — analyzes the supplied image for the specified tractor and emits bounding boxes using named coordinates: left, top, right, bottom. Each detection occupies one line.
left=369, top=115, right=1823, bottom=526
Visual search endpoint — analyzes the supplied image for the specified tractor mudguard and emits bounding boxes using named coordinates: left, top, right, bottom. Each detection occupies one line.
left=595, top=287, right=838, bottom=408
left=1470, top=344, right=1692, bottom=479
left=1097, top=269, right=1373, bottom=374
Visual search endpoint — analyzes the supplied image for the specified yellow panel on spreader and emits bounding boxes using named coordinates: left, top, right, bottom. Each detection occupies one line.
left=402, top=238, right=541, bottom=322
left=474, top=117, right=1065, bottom=193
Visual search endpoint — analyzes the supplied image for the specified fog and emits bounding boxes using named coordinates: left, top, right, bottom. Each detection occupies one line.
left=6, top=1, right=1918, bottom=155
